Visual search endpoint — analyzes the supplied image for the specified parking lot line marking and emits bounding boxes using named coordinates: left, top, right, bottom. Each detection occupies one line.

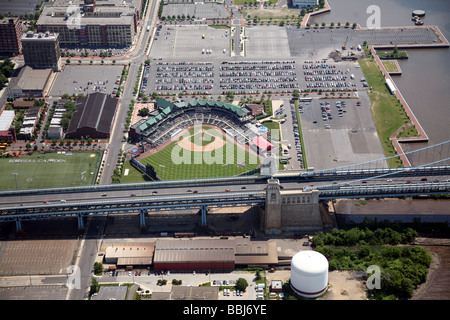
left=172, top=27, right=178, bottom=57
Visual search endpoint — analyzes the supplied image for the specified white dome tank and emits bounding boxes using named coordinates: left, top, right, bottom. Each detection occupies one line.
left=290, top=250, right=328, bottom=298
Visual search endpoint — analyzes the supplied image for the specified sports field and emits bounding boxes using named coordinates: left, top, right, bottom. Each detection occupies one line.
left=0, top=151, right=102, bottom=190
left=138, top=127, right=261, bottom=180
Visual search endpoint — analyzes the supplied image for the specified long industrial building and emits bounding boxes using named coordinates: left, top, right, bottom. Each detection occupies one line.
left=103, top=238, right=279, bottom=271
left=65, top=92, right=118, bottom=139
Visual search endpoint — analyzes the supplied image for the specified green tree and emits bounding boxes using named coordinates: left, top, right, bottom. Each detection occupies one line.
left=93, top=262, right=103, bottom=275
left=393, top=45, right=399, bottom=55
left=90, top=276, right=99, bottom=295
left=235, top=278, right=248, bottom=292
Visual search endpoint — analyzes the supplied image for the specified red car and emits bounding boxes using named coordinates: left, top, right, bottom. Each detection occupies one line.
left=225, top=189, right=231, bottom=192
left=43, top=201, right=50, bottom=204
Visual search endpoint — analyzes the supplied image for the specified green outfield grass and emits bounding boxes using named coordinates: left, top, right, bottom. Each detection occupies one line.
left=0, top=151, right=102, bottom=190
left=138, top=129, right=261, bottom=180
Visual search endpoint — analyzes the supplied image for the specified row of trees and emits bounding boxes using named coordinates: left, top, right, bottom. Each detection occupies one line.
left=312, top=226, right=418, bottom=246
left=306, top=21, right=357, bottom=29
left=0, top=59, right=15, bottom=90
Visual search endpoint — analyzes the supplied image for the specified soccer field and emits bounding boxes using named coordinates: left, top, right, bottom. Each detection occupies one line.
left=139, top=127, right=262, bottom=180
left=0, top=151, right=103, bottom=190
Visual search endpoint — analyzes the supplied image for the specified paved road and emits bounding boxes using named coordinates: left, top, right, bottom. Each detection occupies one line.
left=99, top=0, right=159, bottom=185
left=0, top=175, right=445, bottom=208
left=66, top=0, right=159, bottom=299
left=66, top=216, right=106, bottom=300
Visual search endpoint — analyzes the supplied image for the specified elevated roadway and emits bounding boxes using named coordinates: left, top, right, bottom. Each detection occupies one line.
left=0, top=165, right=448, bottom=203
left=0, top=178, right=448, bottom=231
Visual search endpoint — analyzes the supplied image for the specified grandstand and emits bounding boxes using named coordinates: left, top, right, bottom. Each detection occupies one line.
left=129, top=98, right=259, bottom=149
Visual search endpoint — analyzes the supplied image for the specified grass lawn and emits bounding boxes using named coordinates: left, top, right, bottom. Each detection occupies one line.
left=381, top=60, right=400, bottom=73
left=377, top=50, right=408, bottom=59
left=261, top=120, right=280, bottom=140
left=294, top=99, right=308, bottom=168
left=0, top=151, right=102, bottom=190
left=120, top=160, right=150, bottom=183
left=241, top=7, right=301, bottom=20
left=359, top=58, right=412, bottom=167
left=138, top=129, right=261, bottom=180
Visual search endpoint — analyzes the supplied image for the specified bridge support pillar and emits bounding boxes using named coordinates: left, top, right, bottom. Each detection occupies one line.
left=77, top=214, right=85, bottom=230
left=140, top=210, right=146, bottom=231
left=200, top=205, right=207, bottom=226
left=15, top=218, right=22, bottom=232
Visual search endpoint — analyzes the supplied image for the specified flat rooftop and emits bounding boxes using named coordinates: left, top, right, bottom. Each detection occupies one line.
left=9, top=66, right=52, bottom=91
left=37, top=0, right=139, bottom=26
left=21, top=31, right=59, bottom=42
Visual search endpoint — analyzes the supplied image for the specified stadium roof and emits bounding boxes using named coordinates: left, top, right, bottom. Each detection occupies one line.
left=133, top=98, right=249, bottom=136
left=175, top=100, right=247, bottom=116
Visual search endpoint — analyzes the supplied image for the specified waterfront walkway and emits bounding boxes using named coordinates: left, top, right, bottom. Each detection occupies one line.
left=367, top=25, right=449, bottom=166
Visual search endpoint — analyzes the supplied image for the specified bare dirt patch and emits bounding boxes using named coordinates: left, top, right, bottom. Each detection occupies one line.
left=176, top=128, right=225, bottom=152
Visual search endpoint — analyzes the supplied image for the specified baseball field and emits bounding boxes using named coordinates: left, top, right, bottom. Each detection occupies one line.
left=0, top=151, right=102, bottom=190
left=138, top=126, right=262, bottom=180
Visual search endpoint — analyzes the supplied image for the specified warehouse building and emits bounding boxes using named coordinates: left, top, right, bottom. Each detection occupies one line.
left=102, top=238, right=278, bottom=271
left=104, top=243, right=155, bottom=268
left=7, top=66, right=54, bottom=99
left=153, top=238, right=278, bottom=272
left=65, top=92, right=118, bottom=139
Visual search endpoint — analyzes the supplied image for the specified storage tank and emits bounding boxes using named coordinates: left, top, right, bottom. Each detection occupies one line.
left=290, top=251, right=328, bottom=298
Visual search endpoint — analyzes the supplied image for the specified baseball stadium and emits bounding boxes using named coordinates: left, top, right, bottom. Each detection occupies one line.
left=129, top=98, right=276, bottom=180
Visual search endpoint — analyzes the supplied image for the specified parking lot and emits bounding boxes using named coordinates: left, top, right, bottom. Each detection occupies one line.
left=245, top=26, right=291, bottom=59
left=144, top=56, right=366, bottom=97
left=287, top=26, right=440, bottom=57
left=299, top=94, right=388, bottom=170
left=50, top=65, right=124, bottom=97
left=147, top=61, right=215, bottom=94
left=0, top=0, right=41, bottom=16
left=219, top=60, right=298, bottom=94
left=150, top=25, right=230, bottom=60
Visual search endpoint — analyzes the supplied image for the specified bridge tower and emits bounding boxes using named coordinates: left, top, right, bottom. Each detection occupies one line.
left=264, top=178, right=282, bottom=234
left=263, top=178, right=324, bottom=234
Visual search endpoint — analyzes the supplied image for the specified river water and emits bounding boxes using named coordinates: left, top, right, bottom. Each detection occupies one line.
left=311, top=0, right=450, bottom=165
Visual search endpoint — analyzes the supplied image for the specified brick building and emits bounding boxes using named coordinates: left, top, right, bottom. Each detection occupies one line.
left=21, top=31, right=61, bottom=72
left=0, top=17, right=23, bottom=55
